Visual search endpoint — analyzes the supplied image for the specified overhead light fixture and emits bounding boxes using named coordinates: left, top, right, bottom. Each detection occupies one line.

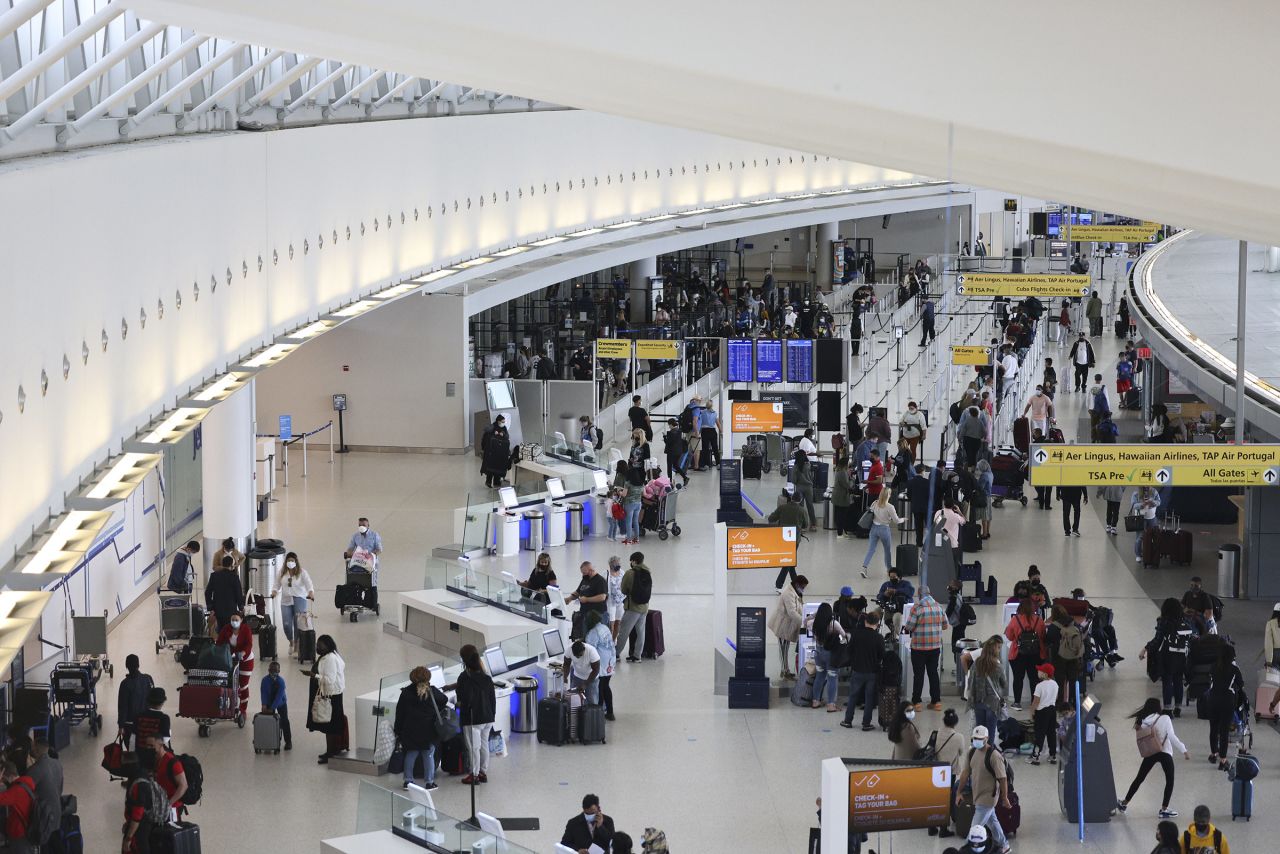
left=715, top=203, right=747, bottom=210
left=790, top=193, right=818, bottom=199
left=456, top=257, right=494, bottom=268
left=241, top=342, right=297, bottom=369
left=191, top=370, right=255, bottom=402
left=493, top=246, right=530, bottom=257
left=138, top=408, right=211, bottom=445
left=566, top=228, right=604, bottom=237
left=0, top=590, right=51, bottom=623
left=819, top=190, right=848, bottom=196
left=331, top=300, right=379, bottom=318
left=606, top=220, right=642, bottom=229
left=85, top=453, right=163, bottom=501
left=285, top=320, right=337, bottom=341
left=372, top=282, right=420, bottom=300
left=643, top=214, right=677, bottom=222
left=18, top=509, right=115, bottom=574
left=530, top=236, right=567, bottom=247
left=681, top=208, right=714, bottom=215
left=417, top=269, right=458, bottom=283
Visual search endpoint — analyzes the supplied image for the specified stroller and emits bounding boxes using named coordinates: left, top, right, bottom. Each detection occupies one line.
left=1086, top=605, right=1123, bottom=670
left=990, top=447, right=1028, bottom=507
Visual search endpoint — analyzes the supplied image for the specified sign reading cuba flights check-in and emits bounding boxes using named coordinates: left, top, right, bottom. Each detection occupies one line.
left=954, top=272, right=1091, bottom=298
left=1028, top=443, right=1280, bottom=487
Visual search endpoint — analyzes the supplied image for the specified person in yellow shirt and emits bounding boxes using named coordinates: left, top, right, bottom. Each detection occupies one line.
left=1180, top=804, right=1229, bottom=854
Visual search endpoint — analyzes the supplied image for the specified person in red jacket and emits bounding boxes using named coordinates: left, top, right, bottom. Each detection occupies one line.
left=0, top=761, right=38, bottom=854
left=154, top=745, right=189, bottom=818
left=1003, top=599, right=1047, bottom=712
left=217, top=609, right=255, bottom=717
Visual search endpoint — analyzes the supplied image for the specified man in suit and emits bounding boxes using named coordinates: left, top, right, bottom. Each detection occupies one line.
left=560, top=793, right=614, bottom=854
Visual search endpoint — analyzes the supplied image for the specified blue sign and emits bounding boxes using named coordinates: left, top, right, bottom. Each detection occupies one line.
left=726, top=339, right=753, bottom=383
left=755, top=339, right=782, bottom=384
left=785, top=339, right=814, bottom=384
left=279, top=415, right=292, bottom=440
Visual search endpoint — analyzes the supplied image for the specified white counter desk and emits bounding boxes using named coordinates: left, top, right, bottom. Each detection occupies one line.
left=398, top=588, right=544, bottom=656
left=322, top=830, right=423, bottom=854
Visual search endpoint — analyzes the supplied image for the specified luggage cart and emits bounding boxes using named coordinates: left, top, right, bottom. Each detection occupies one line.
left=178, top=661, right=245, bottom=737
left=51, top=660, right=103, bottom=736
left=73, top=610, right=113, bottom=678
left=656, top=487, right=682, bottom=540
left=338, top=564, right=380, bottom=622
left=156, top=591, right=195, bottom=655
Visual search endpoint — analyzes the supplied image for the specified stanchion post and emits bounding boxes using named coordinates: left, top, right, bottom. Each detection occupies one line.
left=1075, top=680, right=1085, bottom=842
left=302, top=435, right=308, bottom=477
left=282, top=440, right=289, bottom=487
left=329, top=421, right=334, bottom=463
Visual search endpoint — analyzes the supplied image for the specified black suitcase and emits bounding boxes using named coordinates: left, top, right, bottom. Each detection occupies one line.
left=151, top=820, right=201, bottom=854
left=439, top=733, right=469, bottom=774
left=334, top=583, right=362, bottom=610
left=537, top=697, right=570, bottom=745
left=296, top=629, right=316, bottom=664
left=257, top=623, right=277, bottom=660
left=190, top=604, right=208, bottom=637
left=895, top=544, right=919, bottom=577
left=742, top=455, right=763, bottom=479
left=1115, top=319, right=1127, bottom=338
left=812, top=461, right=829, bottom=493
left=960, top=521, right=982, bottom=552
left=577, top=703, right=607, bottom=744
left=178, top=636, right=212, bottom=672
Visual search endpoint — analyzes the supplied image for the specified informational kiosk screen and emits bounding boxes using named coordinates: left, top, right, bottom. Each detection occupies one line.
left=785, top=339, right=814, bottom=383
left=736, top=606, right=767, bottom=658
left=755, top=339, right=783, bottom=383
left=726, top=339, right=754, bottom=383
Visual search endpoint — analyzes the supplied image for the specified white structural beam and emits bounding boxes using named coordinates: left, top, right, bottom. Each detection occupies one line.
left=237, top=54, right=320, bottom=114
left=279, top=60, right=351, bottom=116
left=128, top=0, right=1280, bottom=246
left=0, top=0, right=57, bottom=43
left=370, top=73, right=415, bottom=112
left=0, top=2, right=122, bottom=104
left=323, top=68, right=382, bottom=113
left=182, top=46, right=284, bottom=122
left=122, top=39, right=241, bottom=131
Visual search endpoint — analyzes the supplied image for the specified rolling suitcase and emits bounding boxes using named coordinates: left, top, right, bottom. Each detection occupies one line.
left=1115, top=318, right=1126, bottom=338
left=790, top=669, right=816, bottom=706
left=296, top=629, right=317, bottom=664
left=1142, top=528, right=1162, bottom=568
left=439, top=733, right=469, bottom=774
left=812, top=461, right=829, bottom=493
left=895, top=544, right=919, bottom=577
left=537, top=697, right=570, bottom=746
left=952, top=792, right=975, bottom=838
left=997, top=787, right=1022, bottom=836
left=642, top=610, right=665, bottom=659
left=1013, top=417, right=1031, bottom=454
left=151, top=820, right=201, bottom=854
left=1256, top=667, right=1280, bottom=720
left=578, top=703, right=607, bottom=744
left=1232, top=778, right=1253, bottom=821
left=178, top=684, right=235, bottom=719
left=1160, top=516, right=1193, bottom=565
left=253, top=712, right=283, bottom=754
left=257, top=623, right=278, bottom=660
left=742, top=455, right=762, bottom=479
left=877, top=684, right=900, bottom=730
left=960, top=522, right=982, bottom=553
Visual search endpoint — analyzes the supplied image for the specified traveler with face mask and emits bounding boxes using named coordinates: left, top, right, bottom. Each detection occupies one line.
left=560, top=793, right=615, bottom=854
left=887, top=700, right=922, bottom=760
left=768, top=575, right=807, bottom=680
left=954, top=725, right=1011, bottom=853
left=216, top=609, right=255, bottom=718
left=204, top=553, right=244, bottom=633
left=271, top=551, right=314, bottom=649
left=344, top=516, right=383, bottom=589
left=305, top=634, right=348, bottom=764
left=480, top=415, right=513, bottom=488
left=1181, top=805, right=1230, bottom=854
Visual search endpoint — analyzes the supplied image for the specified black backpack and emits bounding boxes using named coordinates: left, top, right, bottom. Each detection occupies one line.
left=1015, top=616, right=1039, bottom=658
left=629, top=568, right=653, bottom=605
left=679, top=406, right=697, bottom=434
left=535, top=356, right=557, bottom=380
left=176, top=754, right=203, bottom=805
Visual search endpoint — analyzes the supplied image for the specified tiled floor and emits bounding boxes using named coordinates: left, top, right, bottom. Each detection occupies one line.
left=60, top=273, right=1278, bottom=853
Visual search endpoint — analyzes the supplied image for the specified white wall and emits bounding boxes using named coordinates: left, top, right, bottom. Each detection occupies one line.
left=0, top=109, right=927, bottom=560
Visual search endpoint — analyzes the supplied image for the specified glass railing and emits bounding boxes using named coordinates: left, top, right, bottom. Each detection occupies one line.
left=423, top=558, right=551, bottom=622
left=354, top=780, right=540, bottom=852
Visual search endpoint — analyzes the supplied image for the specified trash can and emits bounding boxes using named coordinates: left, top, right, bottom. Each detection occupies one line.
left=521, top=510, right=545, bottom=551
left=512, top=676, right=539, bottom=733
left=822, top=493, right=833, bottom=531
left=591, top=492, right=611, bottom=538
left=567, top=502, right=585, bottom=542
left=954, top=638, right=981, bottom=689
left=245, top=541, right=286, bottom=601
left=1217, top=544, right=1241, bottom=599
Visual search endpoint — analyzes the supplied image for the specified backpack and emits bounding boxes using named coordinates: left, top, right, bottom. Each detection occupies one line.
left=964, top=747, right=1008, bottom=798
left=592, top=427, right=604, bottom=450
left=1098, top=418, right=1119, bottom=439
left=1015, top=617, right=1039, bottom=658
left=1092, top=388, right=1110, bottom=416
left=129, top=777, right=170, bottom=826
left=629, top=568, right=653, bottom=605
left=175, top=754, right=203, bottom=805
left=1117, top=360, right=1134, bottom=380
left=14, top=781, right=43, bottom=844
left=535, top=356, right=557, bottom=380
left=610, top=501, right=625, bottom=521
left=679, top=406, right=697, bottom=434
left=166, top=551, right=192, bottom=592
left=1135, top=717, right=1167, bottom=758
left=1183, top=828, right=1223, bottom=854
left=1058, top=623, right=1085, bottom=660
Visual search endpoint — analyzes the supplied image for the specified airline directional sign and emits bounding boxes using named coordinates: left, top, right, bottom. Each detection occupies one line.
left=951, top=345, right=993, bottom=366
left=954, top=273, right=1091, bottom=298
left=1028, top=443, right=1280, bottom=487
left=1067, top=222, right=1161, bottom=243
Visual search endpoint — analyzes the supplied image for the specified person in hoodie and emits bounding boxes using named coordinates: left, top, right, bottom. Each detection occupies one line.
left=1116, top=698, right=1189, bottom=820
left=1181, top=805, right=1230, bottom=854
left=1139, top=598, right=1194, bottom=716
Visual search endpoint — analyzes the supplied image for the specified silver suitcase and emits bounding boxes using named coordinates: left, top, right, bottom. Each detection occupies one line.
left=253, top=712, right=282, bottom=754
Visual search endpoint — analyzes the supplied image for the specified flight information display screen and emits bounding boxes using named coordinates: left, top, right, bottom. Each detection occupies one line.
left=785, top=339, right=814, bottom=383
left=756, top=339, right=783, bottom=383
left=726, top=339, right=754, bottom=383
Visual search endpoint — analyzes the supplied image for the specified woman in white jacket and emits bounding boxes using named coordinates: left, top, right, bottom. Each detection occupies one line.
left=860, top=489, right=905, bottom=579
left=767, top=575, right=808, bottom=680
left=1116, top=697, right=1189, bottom=819
left=270, top=551, right=315, bottom=649
left=305, top=634, right=348, bottom=764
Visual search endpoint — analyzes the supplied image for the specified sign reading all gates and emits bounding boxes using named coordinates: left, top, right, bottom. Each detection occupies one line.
left=848, top=764, right=953, bottom=832
left=951, top=345, right=993, bottom=366
left=635, top=339, right=679, bottom=360
left=594, top=338, right=632, bottom=359
left=1067, top=222, right=1160, bottom=243
left=726, top=525, right=798, bottom=570
left=954, top=273, right=1091, bottom=298
left=1029, top=443, right=1280, bottom=487
left=731, top=401, right=784, bottom=434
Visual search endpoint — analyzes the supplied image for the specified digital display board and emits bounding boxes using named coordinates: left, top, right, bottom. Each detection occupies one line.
left=785, top=339, right=814, bottom=384
left=755, top=339, right=783, bottom=383
left=727, top=526, right=798, bottom=569
left=726, top=339, right=754, bottom=383
left=848, top=764, right=952, bottom=832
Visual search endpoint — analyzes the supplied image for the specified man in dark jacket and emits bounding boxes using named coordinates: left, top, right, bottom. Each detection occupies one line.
left=907, top=465, right=933, bottom=546
left=662, top=418, right=688, bottom=486
left=560, top=793, right=615, bottom=854
left=117, top=654, right=155, bottom=748
left=1067, top=333, right=1095, bottom=392
left=840, top=611, right=885, bottom=731
left=479, top=416, right=513, bottom=488
left=165, top=540, right=200, bottom=593
left=204, top=555, right=243, bottom=632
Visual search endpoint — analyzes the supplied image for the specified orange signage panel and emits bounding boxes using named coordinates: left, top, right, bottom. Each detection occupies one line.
left=731, top=401, right=784, bottom=433
left=726, top=526, right=798, bottom=570
left=848, top=764, right=953, bottom=832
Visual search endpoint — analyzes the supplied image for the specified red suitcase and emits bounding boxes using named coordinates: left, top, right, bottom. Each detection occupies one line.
left=1013, top=417, right=1031, bottom=454
left=642, top=610, right=665, bottom=659
left=178, top=683, right=236, bottom=719
left=1142, top=528, right=1162, bottom=568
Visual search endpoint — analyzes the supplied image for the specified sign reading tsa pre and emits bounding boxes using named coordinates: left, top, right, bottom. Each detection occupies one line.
left=726, top=525, right=797, bottom=569
left=1029, top=443, right=1280, bottom=487
left=954, top=273, right=1091, bottom=298
left=278, top=415, right=292, bottom=440
left=635, top=339, right=678, bottom=360
left=594, top=338, right=632, bottom=359
left=731, top=402, right=784, bottom=434
left=950, top=346, right=992, bottom=366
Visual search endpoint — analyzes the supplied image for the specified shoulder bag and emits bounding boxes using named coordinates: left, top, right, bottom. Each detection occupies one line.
left=430, top=690, right=462, bottom=741
left=311, top=691, right=332, bottom=724
left=984, top=676, right=1009, bottom=721
left=1124, top=513, right=1144, bottom=532
left=913, top=730, right=939, bottom=761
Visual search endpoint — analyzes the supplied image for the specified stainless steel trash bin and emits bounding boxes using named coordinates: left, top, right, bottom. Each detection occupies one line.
left=522, top=510, right=545, bottom=551
left=245, top=540, right=286, bottom=600
left=567, top=503, right=585, bottom=541
left=822, top=493, right=833, bottom=530
left=512, top=676, right=539, bottom=733
left=1217, top=544, right=1241, bottom=599
left=591, top=492, right=611, bottom=538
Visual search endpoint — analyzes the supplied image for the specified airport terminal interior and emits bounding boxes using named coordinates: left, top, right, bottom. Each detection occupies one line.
left=3, top=2, right=1280, bottom=853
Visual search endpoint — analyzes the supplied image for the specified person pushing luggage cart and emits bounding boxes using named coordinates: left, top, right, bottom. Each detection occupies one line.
left=340, top=516, right=383, bottom=620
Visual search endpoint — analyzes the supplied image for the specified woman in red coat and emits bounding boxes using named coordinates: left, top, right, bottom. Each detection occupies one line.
left=217, top=609, right=255, bottom=717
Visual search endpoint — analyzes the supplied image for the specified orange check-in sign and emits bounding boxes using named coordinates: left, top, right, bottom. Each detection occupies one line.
left=731, top=401, right=784, bottom=433
left=726, top=526, right=797, bottom=569
left=849, top=764, right=953, bottom=832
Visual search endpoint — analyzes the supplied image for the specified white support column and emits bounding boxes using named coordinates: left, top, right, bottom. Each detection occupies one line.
left=628, top=256, right=657, bottom=325
left=1266, top=246, right=1280, bottom=274
left=200, top=381, right=258, bottom=585
left=816, top=221, right=839, bottom=293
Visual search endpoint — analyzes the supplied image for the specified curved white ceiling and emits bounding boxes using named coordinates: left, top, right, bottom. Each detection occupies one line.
left=128, top=0, right=1280, bottom=246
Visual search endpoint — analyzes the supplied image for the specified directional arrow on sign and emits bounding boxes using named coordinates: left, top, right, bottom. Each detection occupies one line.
left=957, top=275, right=966, bottom=285
left=1265, top=468, right=1279, bottom=484
left=1079, top=286, right=1090, bottom=295
left=1033, top=449, right=1048, bottom=464
left=956, top=285, right=967, bottom=294
left=1155, top=467, right=1172, bottom=484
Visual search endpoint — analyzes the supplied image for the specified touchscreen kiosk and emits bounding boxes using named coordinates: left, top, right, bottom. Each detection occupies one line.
left=483, top=645, right=510, bottom=676
left=591, top=470, right=608, bottom=490
left=428, top=664, right=443, bottom=686
left=542, top=627, right=566, bottom=658
left=497, top=486, right=518, bottom=510
left=546, top=477, right=565, bottom=500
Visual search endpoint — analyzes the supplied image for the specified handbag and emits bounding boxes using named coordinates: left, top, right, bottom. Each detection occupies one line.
left=913, top=730, right=939, bottom=761
left=311, top=692, right=332, bottom=724
left=1124, top=513, right=1144, bottom=533
left=430, top=693, right=462, bottom=742
left=858, top=509, right=874, bottom=529
left=387, top=744, right=405, bottom=775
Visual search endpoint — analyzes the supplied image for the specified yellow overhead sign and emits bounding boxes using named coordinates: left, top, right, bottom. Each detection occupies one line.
left=1067, top=224, right=1160, bottom=242
left=951, top=346, right=993, bottom=366
left=594, top=338, right=633, bottom=359
left=635, top=339, right=679, bottom=360
left=954, top=273, right=1091, bottom=298
left=1028, top=443, right=1280, bottom=487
